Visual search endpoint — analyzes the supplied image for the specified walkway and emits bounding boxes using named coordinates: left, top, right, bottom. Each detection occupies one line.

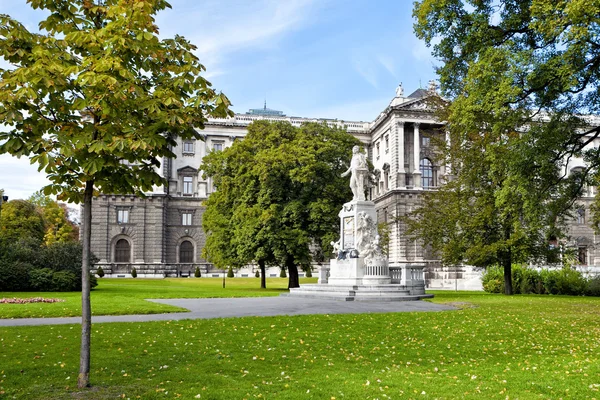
left=0, top=297, right=455, bottom=327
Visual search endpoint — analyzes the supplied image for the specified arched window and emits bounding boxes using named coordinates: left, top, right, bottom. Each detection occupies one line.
left=420, top=158, right=434, bottom=188
left=115, top=239, right=131, bottom=263
left=180, top=240, right=194, bottom=263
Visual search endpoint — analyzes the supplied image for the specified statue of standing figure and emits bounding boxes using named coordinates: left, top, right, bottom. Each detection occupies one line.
left=341, top=146, right=368, bottom=201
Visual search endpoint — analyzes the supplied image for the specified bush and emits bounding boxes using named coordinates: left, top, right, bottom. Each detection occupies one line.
left=586, top=276, right=600, bottom=296
left=255, top=270, right=260, bottom=278
left=555, top=267, right=587, bottom=295
left=131, top=268, right=137, bottom=278
left=483, top=264, right=589, bottom=296
left=96, top=266, right=105, bottom=278
left=51, top=271, right=79, bottom=291
left=0, top=260, right=34, bottom=292
left=29, top=268, right=54, bottom=291
left=305, top=268, right=312, bottom=278
left=194, top=266, right=201, bottom=278
left=227, top=267, right=234, bottom=278
left=481, top=266, right=503, bottom=293
left=280, top=268, right=287, bottom=278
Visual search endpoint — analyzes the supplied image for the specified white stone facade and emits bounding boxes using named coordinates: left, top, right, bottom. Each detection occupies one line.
left=90, top=88, right=600, bottom=287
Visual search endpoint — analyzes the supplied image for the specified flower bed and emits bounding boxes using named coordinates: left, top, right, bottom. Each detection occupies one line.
left=0, top=297, right=65, bottom=304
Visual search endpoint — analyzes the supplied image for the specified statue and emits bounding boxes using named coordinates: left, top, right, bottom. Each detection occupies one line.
left=341, top=146, right=368, bottom=201
left=395, top=82, right=404, bottom=97
left=355, top=211, right=376, bottom=254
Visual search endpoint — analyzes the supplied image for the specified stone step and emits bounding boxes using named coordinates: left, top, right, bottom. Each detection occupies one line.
left=286, top=283, right=433, bottom=302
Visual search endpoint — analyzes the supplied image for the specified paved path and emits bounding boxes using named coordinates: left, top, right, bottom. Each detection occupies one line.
left=0, top=297, right=455, bottom=327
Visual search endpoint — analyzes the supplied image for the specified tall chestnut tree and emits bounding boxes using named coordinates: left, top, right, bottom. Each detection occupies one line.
left=0, top=0, right=230, bottom=388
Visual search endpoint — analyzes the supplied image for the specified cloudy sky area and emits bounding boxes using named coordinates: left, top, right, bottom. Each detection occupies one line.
left=0, top=0, right=438, bottom=200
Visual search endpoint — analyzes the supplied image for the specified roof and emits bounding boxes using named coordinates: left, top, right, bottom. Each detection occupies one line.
left=407, top=88, right=430, bottom=99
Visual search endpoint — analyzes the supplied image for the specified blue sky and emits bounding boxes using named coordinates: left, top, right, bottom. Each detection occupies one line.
left=0, top=0, right=438, bottom=200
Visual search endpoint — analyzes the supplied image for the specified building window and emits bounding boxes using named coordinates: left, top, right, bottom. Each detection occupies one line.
left=212, top=143, right=223, bottom=152
left=183, top=176, right=193, bottom=195
left=578, top=246, right=587, bottom=265
left=117, top=209, right=129, bottom=224
left=180, top=240, right=194, bottom=263
left=183, top=141, right=195, bottom=154
left=577, top=208, right=585, bottom=224
left=420, top=158, right=434, bottom=188
left=182, top=212, right=192, bottom=226
left=422, top=136, right=430, bottom=147
left=385, top=135, right=389, bottom=153
left=376, top=142, right=380, bottom=159
left=115, top=239, right=130, bottom=263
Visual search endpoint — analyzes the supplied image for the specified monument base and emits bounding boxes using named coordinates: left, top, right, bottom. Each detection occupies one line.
left=287, top=284, right=433, bottom=302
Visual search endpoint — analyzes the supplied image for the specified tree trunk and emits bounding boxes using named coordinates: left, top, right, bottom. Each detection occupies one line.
left=78, top=180, right=94, bottom=388
left=286, top=258, right=299, bottom=289
left=259, top=259, right=266, bottom=289
left=502, top=251, right=513, bottom=295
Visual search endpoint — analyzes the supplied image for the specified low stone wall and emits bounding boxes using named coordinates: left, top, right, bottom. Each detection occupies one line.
left=425, top=264, right=484, bottom=291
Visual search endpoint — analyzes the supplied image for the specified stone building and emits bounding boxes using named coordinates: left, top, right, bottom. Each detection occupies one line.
left=89, top=85, right=600, bottom=285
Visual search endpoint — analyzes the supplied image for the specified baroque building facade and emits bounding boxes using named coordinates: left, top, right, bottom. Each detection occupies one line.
left=89, top=85, right=600, bottom=286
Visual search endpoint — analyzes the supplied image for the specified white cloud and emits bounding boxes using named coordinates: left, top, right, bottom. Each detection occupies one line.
left=158, top=0, right=324, bottom=74
left=0, top=154, right=51, bottom=200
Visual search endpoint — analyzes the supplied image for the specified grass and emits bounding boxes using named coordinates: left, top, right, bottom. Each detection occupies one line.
left=0, top=278, right=317, bottom=319
left=1, top=291, right=599, bottom=399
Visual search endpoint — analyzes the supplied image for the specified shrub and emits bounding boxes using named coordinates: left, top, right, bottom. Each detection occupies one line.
left=586, top=276, right=600, bottom=296
left=131, top=268, right=137, bottom=278
left=305, top=268, right=312, bottom=278
left=481, top=266, right=503, bottom=293
left=51, top=271, right=79, bottom=291
left=483, top=264, right=590, bottom=296
left=0, top=260, right=33, bottom=291
left=227, top=267, right=234, bottom=278
left=555, top=267, right=587, bottom=296
left=280, top=268, right=287, bottom=278
left=194, top=266, right=201, bottom=278
left=255, top=270, right=260, bottom=278
left=28, top=268, right=54, bottom=291
left=96, top=266, right=105, bottom=278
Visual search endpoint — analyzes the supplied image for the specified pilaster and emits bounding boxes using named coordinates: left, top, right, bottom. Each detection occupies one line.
left=413, top=123, right=421, bottom=188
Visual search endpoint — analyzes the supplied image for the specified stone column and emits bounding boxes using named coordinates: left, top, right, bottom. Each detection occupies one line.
left=413, top=123, right=421, bottom=188
left=397, top=122, right=405, bottom=188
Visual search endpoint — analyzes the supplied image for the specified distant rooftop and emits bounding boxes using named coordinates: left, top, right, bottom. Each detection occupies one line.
left=246, top=101, right=285, bottom=117
left=407, top=88, right=430, bottom=99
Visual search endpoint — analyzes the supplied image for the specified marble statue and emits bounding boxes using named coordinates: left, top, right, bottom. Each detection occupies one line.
left=396, top=82, right=404, bottom=97
left=341, top=146, right=368, bottom=201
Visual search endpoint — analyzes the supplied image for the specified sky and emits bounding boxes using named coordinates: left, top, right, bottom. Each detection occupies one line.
left=0, top=0, right=438, bottom=200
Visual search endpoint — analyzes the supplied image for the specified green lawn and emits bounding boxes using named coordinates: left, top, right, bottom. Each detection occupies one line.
left=0, top=277, right=317, bottom=318
left=1, top=291, right=599, bottom=399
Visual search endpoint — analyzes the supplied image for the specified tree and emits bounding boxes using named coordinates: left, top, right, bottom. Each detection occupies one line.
left=410, top=0, right=600, bottom=294
left=0, top=0, right=230, bottom=388
left=0, top=199, right=45, bottom=243
left=202, top=121, right=360, bottom=289
left=29, top=193, right=78, bottom=244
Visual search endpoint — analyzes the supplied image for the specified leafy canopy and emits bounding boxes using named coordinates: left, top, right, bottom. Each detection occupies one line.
left=410, top=0, right=600, bottom=293
left=0, top=0, right=231, bottom=202
left=201, top=121, right=360, bottom=285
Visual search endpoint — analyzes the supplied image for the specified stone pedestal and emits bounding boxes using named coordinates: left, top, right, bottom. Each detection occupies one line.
left=338, top=200, right=377, bottom=251
left=286, top=195, right=431, bottom=301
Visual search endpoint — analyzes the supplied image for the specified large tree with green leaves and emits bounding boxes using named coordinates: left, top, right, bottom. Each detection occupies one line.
left=202, top=120, right=360, bottom=289
left=410, top=0, right=600, bottom=294
left=0, top=0, right=230, bottom=388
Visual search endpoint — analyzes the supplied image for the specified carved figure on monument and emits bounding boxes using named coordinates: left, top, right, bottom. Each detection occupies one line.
left=363, top=235, right=386, bottom=266
left=355, top=211, right=376, bottom=254
left=341, top=146, right=368, bottom=201
left=331, top=240, right=346, bottom=260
